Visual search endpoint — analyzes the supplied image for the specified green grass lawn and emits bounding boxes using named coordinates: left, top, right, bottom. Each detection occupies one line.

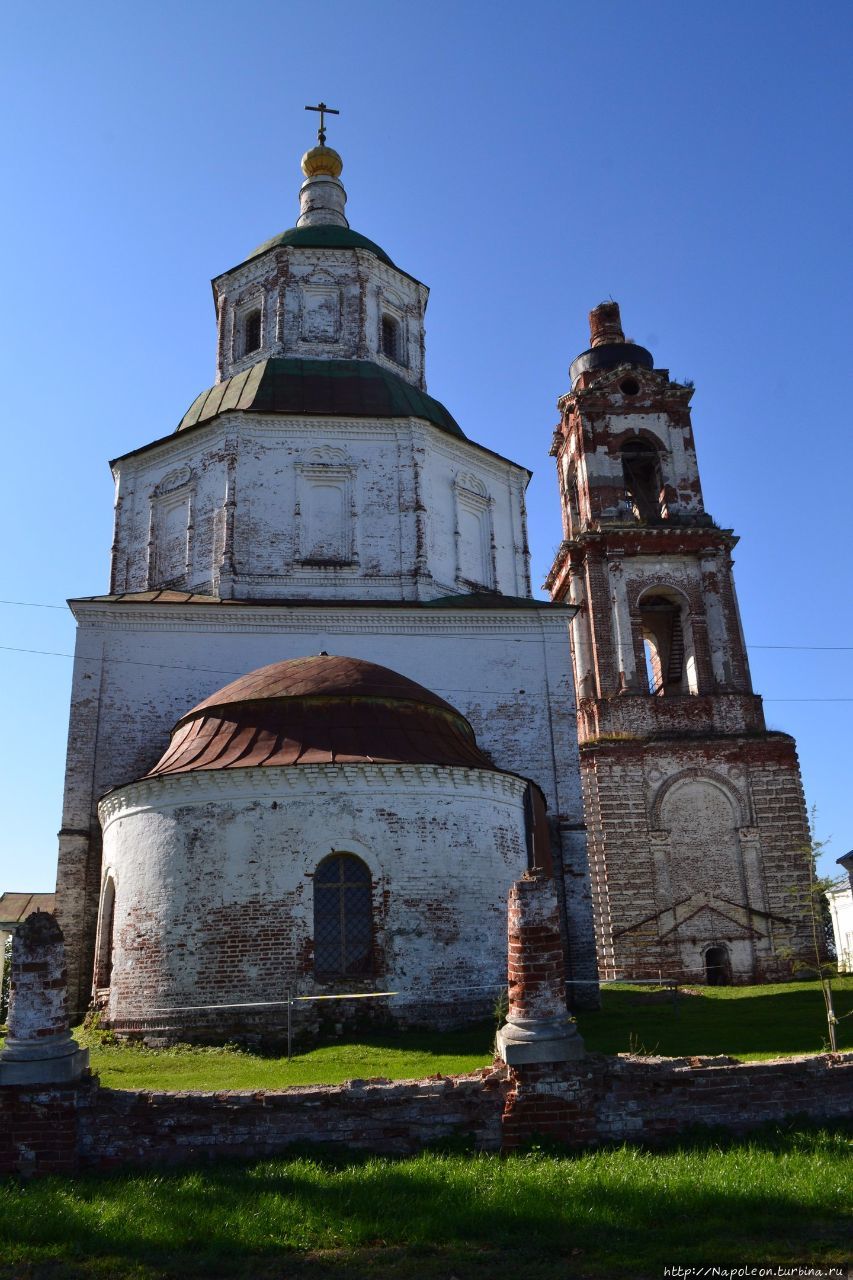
left=77, top=1020, right=492, bottom=1091
left=579, top=975, right=853, bottom=1061
left=67, top=976, right=853, bottom=1092
left=0, top=1127, right=849, bottom=1279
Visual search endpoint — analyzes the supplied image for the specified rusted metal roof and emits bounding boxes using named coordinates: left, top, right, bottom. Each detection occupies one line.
left=0, top=892, right=56, bottom=928
left=69, top=591, right=559, bottom=610
left=191, top=655, right=458, bottom=715
left=146, top=655, right=497, bottom=777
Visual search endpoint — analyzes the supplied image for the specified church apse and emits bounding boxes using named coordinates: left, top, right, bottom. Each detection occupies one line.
left=94, top=656, right=538, bottom=1042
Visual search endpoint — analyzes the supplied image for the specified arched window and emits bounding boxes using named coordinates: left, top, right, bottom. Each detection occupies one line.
left=313, top=854, right=373, bottom=978
left=243, top=308, right=262, bottom=355
left=621, top=439, right=666, bottom=521
left=640, top=592, right=698, bottom=696
left=95, top=877, right=116, bottom=990
left=381, top=314, right=400, bottom=362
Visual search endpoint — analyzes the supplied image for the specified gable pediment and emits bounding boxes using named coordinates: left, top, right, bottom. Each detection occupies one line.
left=614, top=892, right=790, bottom=944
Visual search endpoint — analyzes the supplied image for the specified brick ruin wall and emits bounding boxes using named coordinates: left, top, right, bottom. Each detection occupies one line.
left=2, top=1052, right=851, bottom=1178
left=500, top=1051, right=853, bottom=1150
left=2, top=878, right=849, bottom=1179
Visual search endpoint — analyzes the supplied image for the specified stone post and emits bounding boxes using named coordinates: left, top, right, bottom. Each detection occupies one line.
left=496, top=869, right=585, bottom=1064
left=0, top=912, right=88, bottom=1085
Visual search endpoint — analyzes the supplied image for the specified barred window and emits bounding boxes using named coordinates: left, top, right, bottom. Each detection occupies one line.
left=243, top=308, right=262, bottom=355
left=381, top=314, right=400, bottom=361
left=313, top=853, right=373, bottom=978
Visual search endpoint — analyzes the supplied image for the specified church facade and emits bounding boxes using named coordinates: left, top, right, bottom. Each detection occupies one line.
left=54, top=129, right=815, bottom=1038
left=54, top=135, right=595, bottom=1035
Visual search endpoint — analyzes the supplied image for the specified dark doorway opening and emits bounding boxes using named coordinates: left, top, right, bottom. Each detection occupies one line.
left=704, top=945, right=731, bottom=986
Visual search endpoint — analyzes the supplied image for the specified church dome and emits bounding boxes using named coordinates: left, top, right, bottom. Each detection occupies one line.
left=243, top=223, right=397, bottom=268
left=176, top=357, right=464, bottom=439
left=146, top=654, right=496, bottom=777
left=300, top=144, right=343, bottom=178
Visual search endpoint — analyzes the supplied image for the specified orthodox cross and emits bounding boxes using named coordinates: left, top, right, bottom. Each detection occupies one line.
left=305, top=101, right=339, bottom=146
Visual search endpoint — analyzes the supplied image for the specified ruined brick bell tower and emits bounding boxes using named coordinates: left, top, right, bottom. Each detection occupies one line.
left=546, top=302, right=813, bottom=984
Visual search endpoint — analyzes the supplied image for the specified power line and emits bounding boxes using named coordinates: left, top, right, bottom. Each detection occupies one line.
left=751, top=645, right=853, bottom=652
left=0, top=599, right=67, bottom=610
left=1, top=598, right=852, bottom=651
left=0, top=645, right=245, bottom=678
left=1, top=644, right=851, bottom=701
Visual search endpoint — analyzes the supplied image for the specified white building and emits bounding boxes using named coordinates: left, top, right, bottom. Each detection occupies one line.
left=55, top=133, right=596, bottom=1036
left=828, top=851, right=853, bottom=974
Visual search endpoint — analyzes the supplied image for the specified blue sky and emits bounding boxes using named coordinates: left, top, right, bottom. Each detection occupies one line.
left=0, top=0, right=850, bottom=892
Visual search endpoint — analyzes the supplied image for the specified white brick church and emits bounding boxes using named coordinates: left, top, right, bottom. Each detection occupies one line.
left=55, top=118, right=815, bottom=1040
left=54, top=128, right=595, bottom=1038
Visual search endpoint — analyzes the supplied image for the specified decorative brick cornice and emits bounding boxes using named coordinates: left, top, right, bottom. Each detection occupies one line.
left=115, top=410, right=528, bottom=482
left=70, top=601, right=575, bottom=635
left=98, top=762, right=529, bottom=829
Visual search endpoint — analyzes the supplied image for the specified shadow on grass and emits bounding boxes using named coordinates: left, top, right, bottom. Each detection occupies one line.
left=298, top=1019, right=496, bottom=1059
left=577, top=981, right=853, bottom=1059
left=1, top=1125, right=849, bottom=1280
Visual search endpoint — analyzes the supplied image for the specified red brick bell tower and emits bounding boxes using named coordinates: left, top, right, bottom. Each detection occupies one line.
left=546, top=302, right=814, bottom=984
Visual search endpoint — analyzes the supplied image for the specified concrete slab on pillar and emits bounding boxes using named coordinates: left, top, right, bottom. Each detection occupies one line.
left=496, top=1022, right=585, bottom=1065
left=0, top=1044, right=89, bottom=1085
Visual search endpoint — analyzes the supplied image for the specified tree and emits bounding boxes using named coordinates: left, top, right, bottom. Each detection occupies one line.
left=787, top=816, right=849, bottom=1053
left=0, top=935, right=11, bottom=1026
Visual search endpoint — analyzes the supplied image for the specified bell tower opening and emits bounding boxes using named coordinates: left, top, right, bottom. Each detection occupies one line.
left=621, top=439, right=666, bottom=522
left=639, top=591, right=698, bottom=696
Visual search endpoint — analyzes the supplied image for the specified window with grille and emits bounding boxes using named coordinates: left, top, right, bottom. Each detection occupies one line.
left=313, top=853, right=373, bottom=978
left=381, top=314, right=400, bottom=361
left=243, top=308, right=262, bottom=355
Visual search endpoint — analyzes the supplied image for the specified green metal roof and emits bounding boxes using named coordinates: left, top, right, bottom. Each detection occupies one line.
left=423, top=591, right=547, bottom=609
left=244, top=225, right=397, bottom=268
left=177, top=358, right=465, bottom=439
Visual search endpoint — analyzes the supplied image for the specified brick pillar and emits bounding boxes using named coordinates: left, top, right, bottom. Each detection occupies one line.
left=0, top=912, right=88, bottom=1085
left=588, top=301, right=625, bottom=347
left=496, top=869, right=585, bottom=1065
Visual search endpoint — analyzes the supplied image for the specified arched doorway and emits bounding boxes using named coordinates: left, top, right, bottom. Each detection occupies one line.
left=704, top=944, right=731, bottom=986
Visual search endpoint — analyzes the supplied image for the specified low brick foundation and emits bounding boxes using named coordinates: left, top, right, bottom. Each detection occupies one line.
left=77, top=1071, right=503, bottom=1169
left=0, top=1083, right=82, bottom=1177
left=503, top=1051, right=853, bottom=1149
left=2, top=1052, right=851, bottom=1178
